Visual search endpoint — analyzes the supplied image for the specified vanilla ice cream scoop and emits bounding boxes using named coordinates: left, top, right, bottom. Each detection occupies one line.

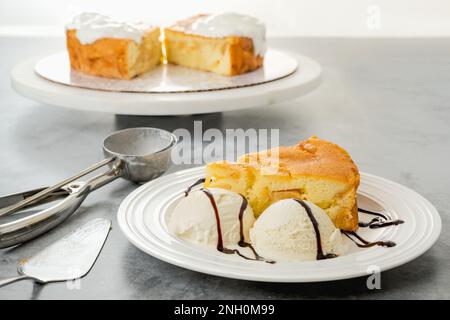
left=168, top=188, right=255, bottom=248
left=250, top=199, right=343, bottom=261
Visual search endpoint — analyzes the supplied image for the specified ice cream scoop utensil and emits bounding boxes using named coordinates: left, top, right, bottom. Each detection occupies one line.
left=0, top=127, right=177, bottom=248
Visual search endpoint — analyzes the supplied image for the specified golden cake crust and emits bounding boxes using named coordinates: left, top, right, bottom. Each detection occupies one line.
left=66, top=27, right=161, bottom=79
left=205, top=137, right=360, bottom=231
left=164, top=14, right=264, bottom=76
left=239, top=136, right=360, bottom=185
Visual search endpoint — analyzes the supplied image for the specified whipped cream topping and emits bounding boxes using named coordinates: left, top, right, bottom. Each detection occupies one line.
left=66, top=12, right=150, bottom=45
left=189, top=12, right=266, bottom=56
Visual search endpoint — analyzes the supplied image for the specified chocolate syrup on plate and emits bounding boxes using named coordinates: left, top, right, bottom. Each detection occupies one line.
left=342, top=208, right=402, bottom=248
left=342, top=231, right=396, bottom=248
left=201, top=189, right=274, bottom=263
left=358, top=218, right=404, bottom=229
left=358, top=208, right=389, bottom=220
left=293, top=199, right=337, bottom=260
left=358, top=208, right=404, bottom=229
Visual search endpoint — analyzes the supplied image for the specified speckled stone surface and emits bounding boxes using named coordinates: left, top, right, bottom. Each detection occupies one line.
left=0, top=37, right=448, bottom=299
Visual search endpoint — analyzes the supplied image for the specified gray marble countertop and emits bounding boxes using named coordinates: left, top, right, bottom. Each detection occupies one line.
left=0, top=37, right=448, bottom=300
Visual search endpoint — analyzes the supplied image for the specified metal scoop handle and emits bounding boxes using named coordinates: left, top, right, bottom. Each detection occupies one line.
left=0, top=160, right=123, bottom=248
left=0, top=158, right=116, bottom=218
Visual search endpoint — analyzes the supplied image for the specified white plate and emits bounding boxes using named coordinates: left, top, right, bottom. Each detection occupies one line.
left=11, top=51, right=321, bottom=115
left=117, top=167, right=441, bottom=283
left=34, top=50, right=298, bottom=93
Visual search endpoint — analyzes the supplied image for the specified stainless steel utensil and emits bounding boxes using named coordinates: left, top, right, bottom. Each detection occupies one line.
left=0, top=218, right=111, bottom=288
left=0, top=127, right=177, bottom=248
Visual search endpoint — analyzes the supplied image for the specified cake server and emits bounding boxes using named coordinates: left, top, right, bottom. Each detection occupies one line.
left=0, top=127, right=177, bottom=248
left=0, top=218, right=111, bottom=288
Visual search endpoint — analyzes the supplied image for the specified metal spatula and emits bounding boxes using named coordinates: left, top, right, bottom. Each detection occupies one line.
left=0, top=218, right=111, bottom=288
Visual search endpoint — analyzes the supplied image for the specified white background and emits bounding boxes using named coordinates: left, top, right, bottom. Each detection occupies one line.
left=1, top=0, right=450, bottom=37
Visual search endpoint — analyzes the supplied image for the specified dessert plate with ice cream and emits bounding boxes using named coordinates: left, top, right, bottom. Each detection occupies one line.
left=11, top=12, right=321, bottom=115
left=117, top=137, right=441, bottom=282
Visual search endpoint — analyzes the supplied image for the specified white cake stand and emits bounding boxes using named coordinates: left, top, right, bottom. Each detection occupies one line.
left=11, top=52, right=322, bottom=116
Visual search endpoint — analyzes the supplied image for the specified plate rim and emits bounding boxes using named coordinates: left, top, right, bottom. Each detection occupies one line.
left=117, top=166, right=442, bottom=283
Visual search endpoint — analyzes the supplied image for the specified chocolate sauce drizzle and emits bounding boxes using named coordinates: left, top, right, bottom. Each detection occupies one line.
left=342, top=231, right=396, bottom=248
left=184, top=178, right=403, bottom=260
left=200, top=188, right=274, bottom=264
left=237, top=195, right=275, bottom=264
left=293, top=199, right=337, bottom=260
left=341, top=207, right=403, bottom=248
left=358, top=208, right=404, bottom=229
left=184, top=178, right=206, bottom=197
